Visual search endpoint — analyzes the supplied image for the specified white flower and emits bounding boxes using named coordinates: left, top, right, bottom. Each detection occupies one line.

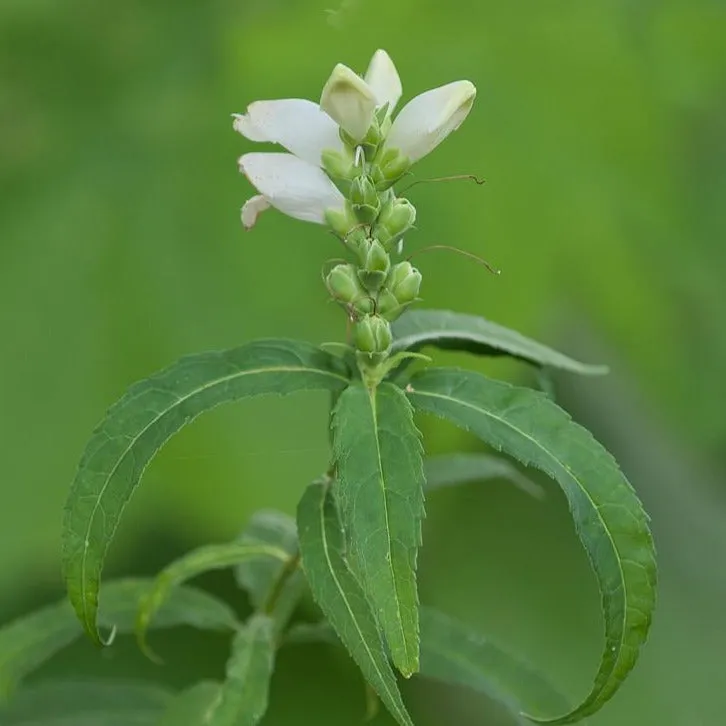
left=233, top=49, right=476, bottom=228
left=238, top=153, right=345, bottom=229
left=385, top=80, right=476, bottom=163
left=320, top=63, right=378, bottom=142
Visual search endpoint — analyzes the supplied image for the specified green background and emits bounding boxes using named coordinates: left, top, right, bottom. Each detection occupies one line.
left=1, top=0, right=725, bottom=723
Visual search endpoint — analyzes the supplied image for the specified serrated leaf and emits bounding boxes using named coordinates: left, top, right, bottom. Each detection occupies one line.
left=158, top=681, right=220, bottom=726
left=61, top=339, right=349, bottom=645
left=408, top=368, right=657, bottom=723
left=0, top=679, right=171, bottom=726
left=391, top=310, right=607, bottom=375
left=136, top=542, right=287, bottom=656
left=332, top=382, right=425, bottom=677
left=425, top=453, right=543, bottom=499
left=234, top=510, right=304, bottom=629
left=0, top=579, right=237, bottom=700
left=297, top=479, right=414, bottom=726
left=419, top=607, right=571, bottom=722
left=205, top=615, right=276, bottom=726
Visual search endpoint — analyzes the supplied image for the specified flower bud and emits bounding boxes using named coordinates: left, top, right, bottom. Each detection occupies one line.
left=371, top=147, right=410, bottom=190
left=350, top=175, right=381, bottom=224
left=321, top=148, right=355, bottom=180
left=326, top=264, right=364, bottom=304
left=324, top=204, right=358, bottom=239
left=357, top=239, right=391, bottom=293
left=390, top=262, right=422, bottom=304
left=376, top=289, right=401, bottom=319
left=375, top=198, right=416, bottom=247
left=354, top=315, right=392, bottom=354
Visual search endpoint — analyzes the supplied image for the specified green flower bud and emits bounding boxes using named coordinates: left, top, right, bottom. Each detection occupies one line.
left=350, top=175, right=381, bottom=224
left=324, top=204, right=358, bottom=239
left=390, top=262, right=422, bottom=304
left=356, top=239, right=390, bottom=293
left=376, top=289, right=400, bottom=317
left=326, top=264, right=364, bottom=304
left=354, top=315, right=392, bottom=354
left=321, top=148, right=355, bottom=180
left=376, top=198, right=416, bottom=247
left=372, top=147, right=411, bottom=190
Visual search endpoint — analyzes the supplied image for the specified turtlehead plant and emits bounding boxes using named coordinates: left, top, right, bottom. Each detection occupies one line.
left=0, top=51, right=656, bottom=726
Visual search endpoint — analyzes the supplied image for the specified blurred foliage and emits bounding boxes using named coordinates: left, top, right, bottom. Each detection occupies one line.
left=1, top=0, right=725, bottom=724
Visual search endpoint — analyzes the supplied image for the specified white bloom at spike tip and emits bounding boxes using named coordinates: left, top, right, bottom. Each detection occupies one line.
left=238, top=153, right=345, bottom=229
left=320, top=63, right=377, bottom=142
left=364, top=49, right=402, bottom=114
left=385, top=80, right=477, bottom=163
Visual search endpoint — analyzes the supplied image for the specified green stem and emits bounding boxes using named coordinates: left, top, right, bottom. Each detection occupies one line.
left=262, top=550, right=301, bottom=615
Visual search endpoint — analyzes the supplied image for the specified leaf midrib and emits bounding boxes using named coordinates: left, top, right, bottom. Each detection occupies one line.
left=366, top=386, right=409, bottom=667
left=413, top=385, right=626, bottom=707
left=75, top=362, right=348, bottom=634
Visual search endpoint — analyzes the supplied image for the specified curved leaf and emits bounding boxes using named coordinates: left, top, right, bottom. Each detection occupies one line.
left=136, top=542, right=287, bottom=656
left=0, top=579, right=235, bottom=700
left=297, top=479, right=414, bottom=726
left=158, top=682, right=220, bottom=726
left=391, top=310, right=607, bottom=375
left=207, top=615, right=276, bottom=726
left=408, top=368, right=656, bottom=723
left=0, top=679, right=171, bottom=726
left=235, top=510, right=304, bottom=629
left=419, top=607, right=572, bottom=722
left=425, top=453, right=543, bottom=499
left=61, top=339, right=349, bottom=645
left=332, top=382, right=425, bottom=677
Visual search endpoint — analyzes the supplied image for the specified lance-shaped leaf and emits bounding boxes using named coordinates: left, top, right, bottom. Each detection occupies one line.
left=206, top=615, right=276, bottom=726
left=425, top=453, right=543, bottom=499
left=0, top=578, right=237, bottom=700
left=332, top=382, right=425, bottom=677
left=158, top=681, right=221, bottom=726
left=419, top=607, right=572, bottom=722
left=407, top=368, right=657, bottom=723
left=235, top=510, right=304, bottom=629
left=297, top=480, right=414, bottom=726
left=136, top=542, right=287, bottom=657
left=0, top=679, right=172, bottom=726
left=61, top=339, right=349, bottom=645
left=391, top=310, right=607, bottom=375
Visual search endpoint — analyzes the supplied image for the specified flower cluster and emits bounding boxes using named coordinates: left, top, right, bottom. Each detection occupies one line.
left=234, top=50, right=475, bottom=363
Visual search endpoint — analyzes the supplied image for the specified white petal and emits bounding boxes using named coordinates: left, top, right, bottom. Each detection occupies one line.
left=386, top=80, right=476, bottom=163
left=320, top=63, right=377, bottom=141
left=241, top=195, right=271, bottom=230
left=238, top=152, right=345, bottom=225
left=232, top=99, right=342, bottom=167
left=364, top=49, right=402, bottom=113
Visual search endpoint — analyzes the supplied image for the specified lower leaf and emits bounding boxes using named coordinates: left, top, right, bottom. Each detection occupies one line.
left=136, top=542, right=287, bottom=658
left=297, top=479, right=414, bottom=726
left=0, top=579, right=237, bottom=701
left=206, top=615, right=276, bottom=726
left=408, top=368, right=657, bottom=723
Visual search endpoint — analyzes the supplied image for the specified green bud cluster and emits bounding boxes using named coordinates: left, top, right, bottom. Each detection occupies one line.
left=323, top=118, right=421, bottom=366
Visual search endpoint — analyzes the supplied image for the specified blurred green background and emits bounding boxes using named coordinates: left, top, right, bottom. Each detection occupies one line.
left=2, top=0, right=725, bottom=723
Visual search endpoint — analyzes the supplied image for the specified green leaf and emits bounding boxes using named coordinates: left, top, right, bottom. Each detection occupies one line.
left=425, top=453, right=544, bottom=499
left=0, top=679, right=171, bottom=726
left=205, top=615, right=276, bottom=726
left=136, top=542, right=287, bottom=658
left=419, top=607, right=571, bottom=721
left=391, top=310, right=607, bottom=375
left=61, top=339, right=349, bottom=645
left=158, top=682, right=220, bottom=726
left=234, top=510, right=304, bottom=629
left=297, top=479, right=414, bottom=726
left=332, top=382, right=425, bottom=677
left=408, top=368, right=657, bottom=724
left=0, top=579, right=237, bottom=700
